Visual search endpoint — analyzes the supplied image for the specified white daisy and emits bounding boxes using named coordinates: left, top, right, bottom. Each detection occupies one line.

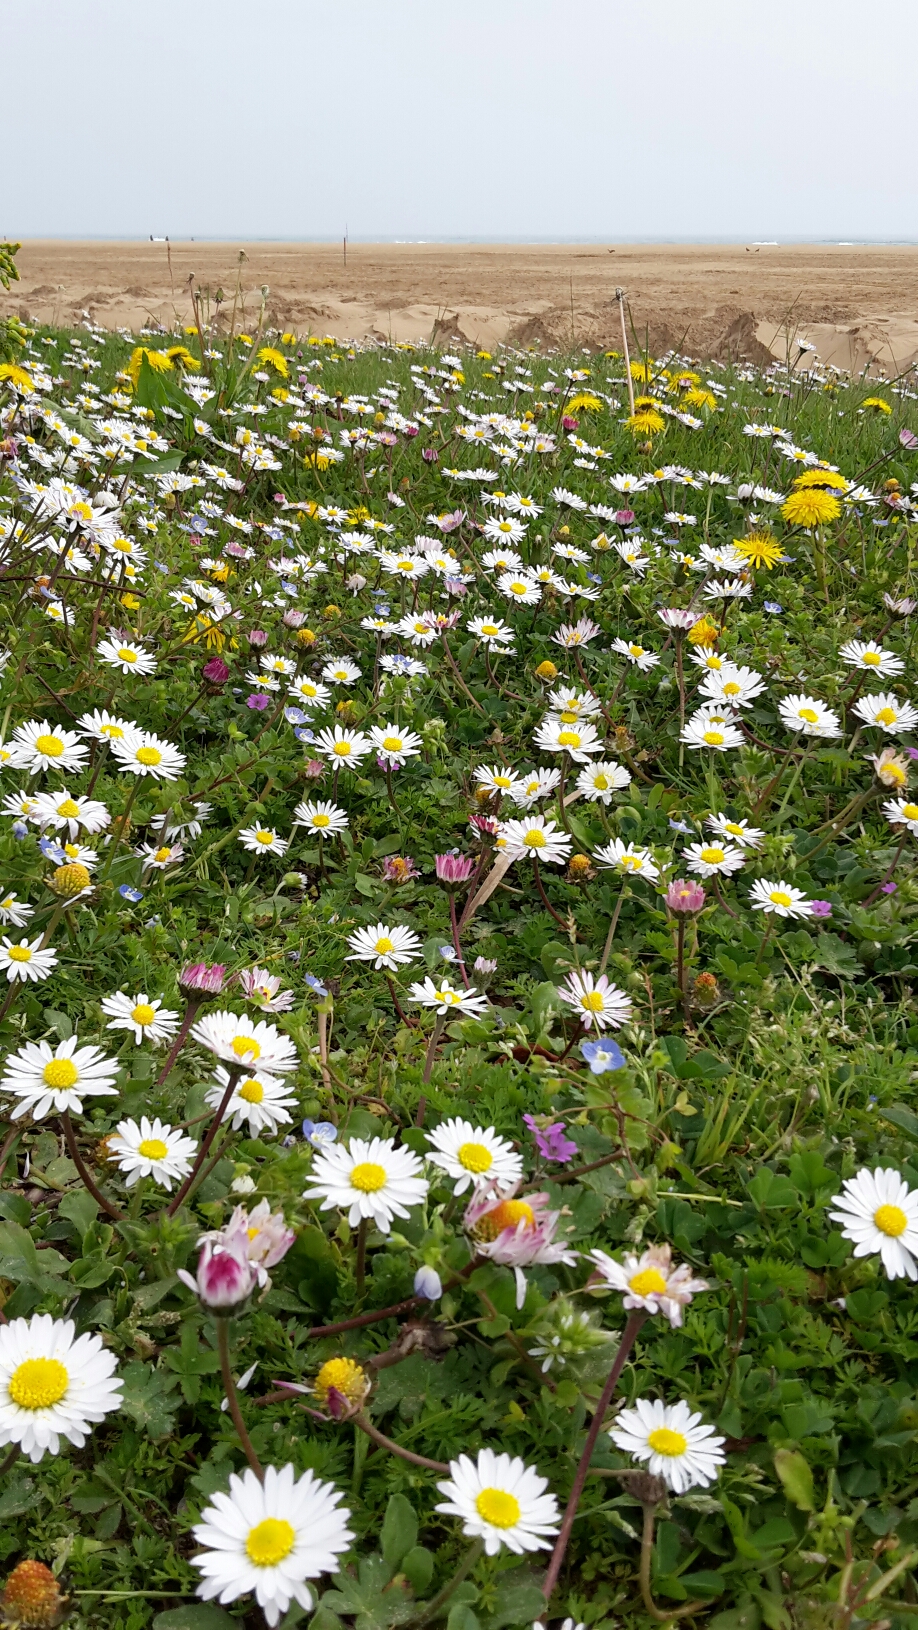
left=435, top=1449, right=560, bottom=1557
left=610, top=638, right=660, bottom=673
left=30, top=791, right=111, bottom=839
left=853, top=692, right=918, bottom=735
left=575, top=761, right=631, bottom=804
left=109, top=731, right=187, bottom=780
left=321, top=658, right=362, bottom=686
left=7, top=720, right=89, bottom=775
left=206, top=1067, right=297, bottom=1135
left=778, top=694, right=842, bottom=739
left=99, top=991, right=181, bottom=1046
left=239, top=826, right=289, bottom=857
left=303, top=1135, right=428, bottom=1233
left=313, top=725, right=372, bottom=768
left=288, top=677, right=332, bottom=709
left=506, top=768, right=562, bottom=809
left=77, top=708, right=137, bottom=743
left=609, top=1398, right=726, bottom=1493
left=706, top=813, right=764, bottom=849
left=368, top=723, right=423, bottom=766
left=0, top=1037, right=119, bottom=1120
left=0, top=937, right=59, bottom=985
left=0, top=1314, right=122, bottom=1464
left=0, top=893, right=33, bottom=929
left=682, top=841, right=745, bottom=879
left=592, top=839, right=660, bottom=881
left=190, top=1011, right=299, bottom=1074
left=408, top=977, right=489, bottom=1017
left=839, top=640, right=904, bottom=677
left=586, top=1244, right=708, bottom=1327
left=467, top=615, right=515, bottom=648
left=426, top=1117, right=523, bottom=1194
left=828, top=1166, right=918, bottom=1280
left=192, top=1463, right=353, bottom=1628
left=497, top=571, right=541, bottom=605
left=558, top=970, right=632, bottom=1031
left=532, top=718, right=603, bottom=763
left=96, top=637, right=158, bottom=675
left=107, top=1117, right=198, bottom=1190
left=748, top=878, right=812, bottom=919
left=680, top=716, right=744, bottom=752
left=345, top=923, right=421, bottom=970
left=292, top=799, right=349, bottom=835
left=475, top=765, right=520, bottom=797
left=883, top=797, right=918, bottom=834
left=698, top=665, right=767, bottom=710
left=498, top=815, right=572, bottom=866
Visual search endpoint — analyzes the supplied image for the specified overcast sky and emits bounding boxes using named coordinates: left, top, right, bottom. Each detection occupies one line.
left=8, top=0, right=918, bottom=242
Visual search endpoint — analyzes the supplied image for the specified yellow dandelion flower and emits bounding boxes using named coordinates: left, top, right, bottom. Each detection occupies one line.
left=257, top=347, right=289, bottom=378
left=165, top=345, right=199, bottom=371
left=781, top=488, right=841, bottom=528
left=682, top=387, right=717, bottom=411
left=627, top=407, right=665, bottom=437
left=792, top=468, right=849, bottom=493
left=127, top=347, right=173, bottom=386
left=733, top=532, right=783, bottom=570
left=688, top=615, right=721, bottom=647
left=566, top=392, right=603, bottom=414
left=629, top=359, right=654, bottom=383
left=0, top=364, right=34, bottom=393
left=861, top=396, right=892, bottom=414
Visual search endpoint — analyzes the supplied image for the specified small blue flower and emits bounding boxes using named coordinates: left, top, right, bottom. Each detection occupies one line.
left=763, top=601, right=784, bottom=614
left=438, top=945, right=458, bottom=962
left=668, top=818, right=693, bottom=835
left=304, top=972, right=329, bottom=997
left=119, top=885, right=144, bottom=903
left=581, top=1039, right=625, bottom=1075
left=285, top=706, right=307, bottom=724
left=12, top=822, right=29, bottom=840
left=39, top=837, right=67, bottom=863
left=413, top=1266, right=443, bottom=1300
left=294, top=727, right=315, bottom=744
left=302, top=1119, right=337, bottom=1148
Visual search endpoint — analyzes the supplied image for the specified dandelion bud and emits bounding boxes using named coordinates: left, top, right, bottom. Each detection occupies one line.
left=179, top=962, right=226, bottom=996
left=48, top=862, right=91, bottom=899
left=0, top=1559, right=67, bottom=1628
left=435, top=852, right=475, bottom=887
left=202, top=656, right=230, bottom=685
left=247, top=629, right=268, bottom=648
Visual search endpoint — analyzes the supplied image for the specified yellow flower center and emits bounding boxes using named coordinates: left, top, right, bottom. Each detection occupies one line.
left=876, top=707, right=897, bottom=726
left=629, top=645, right=644, bottom=658
left=239, top=1079, right=264, bottom=1103
left=722, top=681, right=740, bottom=696
left=382, top=736, right=403, bottom=752
left=874, top=1203, right=907, bottom=1237
left=34, top=734, right=64, bottom=758
left=700, top=847, right=725, bottom=865
left=350, top=1161, right=387, bottom=1192
left=396, top=559, right=413, bottom=571
left=798, top=708, right=818, bottom=724
left=581, top=991, right=605, bottom=1011
left=480, top=1198, right=535, bottom=1238
left=724, top=822, right=744, bottom=836
left=375, top=936, right=394, bottom=953
left=138, top=1138, right=168, bottom=1161
left=475, top=1489, right=521, bottom=1529
left=255, top=830, right=274, bottom=845
left=902, top=804, right=918, bottom=820
left=558, top=730, right=581, bottom=747
left=482, top=624, right=499, bottom=636
left=245, top=1517, right=296, bottom=1569
left=131, top=1003, right=156, bottom=1026
left=311, top=813, right=331, bottom=828
left=863, top=651, right=881, bottom=665
left=593, top=774, right=609, bottom=790
left=629, top=1267, right=668, bottom=1297
left=43, top=1059, right=78, bottom=1089
left=333, top=742, right=352, bottom=756
left=769, top=890, right=792, bottom=908
left=8, top=1357, right=69, bottom=1411
left=620, top=855, right=643, bottom=871
left=703, top=730, right=724, bottom=746
left=136, top=746, right=162, bottom=766
left=231, top=1035, right=261, bottom=1061
left=314, top=1356, right=366, bottom=1405
left=101, top=723, right=124, bottom=738
left=8, top=946, right=32, bottom=963
left=458, top=1142, right=493, bottom=1173
left=524, top=829, right=546, bottom=848
left=57, top=799, right=80, bottom=818
left=510, top=582, right=527, bottom=595
left=117, top=648, right=137, bottom=663
left=647, top=1426, right=688, bottom=1457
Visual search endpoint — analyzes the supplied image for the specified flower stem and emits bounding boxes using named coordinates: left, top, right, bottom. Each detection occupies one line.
left=422, top=1011, right=447, bottom=1085
left=406, top=1537, right=484, bottom=1630
left=532, top=857, right=569, bottom=930
left=599, top=880, right=628, bottom=974
left=155, top=997, right=202, bottom=1086
left=541, top=1309, right=648, bottom=1602
left=216, top=1317, right=264, bottom=1481
left=100, top=778, right=139, bottom=883
left=355, top=1217, right=369, bottom=1295
left=166, top=1067, right=240, bottom=1217
left=352, top=1411, right=449, bottom=1473
left=61, top=1111, right=123, bottom=1221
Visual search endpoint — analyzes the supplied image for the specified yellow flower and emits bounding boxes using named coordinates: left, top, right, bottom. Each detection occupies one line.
left=861, top=396, right=892, bottom=414
left=733, top=532, right=783, bottom=570
left=0, top=364, right=33, bottom=393
left=257, top=347, right=289, bottom=377
left=629, top=359, right=654, bottom=382
left=127, top=347, right=173, bottom=386
left=237, top=333, right=253, bottom=345
left=120, top=593, right=141, bottom=611
left=476, top=349, right=492, bottom=360
left=296, top=627, right=317, bottom=646
left=313, top=1357, right=368, bottom=1410
left=305, top=452, right=334, bottom=470
left=566, top=392, right=603, bottom=414
left=781, top=488, right=841, bottom=528
left=271, top=387, right=289, bottom=402
left=535, top=660, right=558, bottom=681
left=627, top=403, right=665, bottom=437
left=281, top=331, right=297, bottom=345
left=688, top=615, right=721, bottom=647
left=792, top=468, right=849, bottom=493
left=682, top=387, right=717, bottom=411
left=165, top=345, right=199, bottom=371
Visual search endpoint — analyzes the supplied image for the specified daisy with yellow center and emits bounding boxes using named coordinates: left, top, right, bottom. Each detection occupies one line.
left=303, top=1135, right=428, bottom=1233
left=425, top=1117, right=523, bottom=1195
left=829, top=1166, right=918, bottom=1280
left=435, top=1449, right=560, bottom=1556
left=587, top=1243, right=709, bottom=1327
left=610, top=1399, right=726, bottom=1493
left=0, top=1037, right=117, bottom=1120
left=0, top=1314, right=122, bottom=1464
left=107, top=1116, right=198, bottom=1191
left=100, top=989, right=180, bottom=1045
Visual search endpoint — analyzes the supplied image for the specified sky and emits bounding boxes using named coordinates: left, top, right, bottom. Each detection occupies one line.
left=8, top=0, right=918, bottom=242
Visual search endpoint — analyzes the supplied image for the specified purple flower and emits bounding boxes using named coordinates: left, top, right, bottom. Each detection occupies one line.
left=179, top=962, right=226, bottom=995
left=615, top=509, right=636, bottom=525
left=422, top=448, right=439, bottom=463
left=809, top=899, right=833, bottom=917
left=177, top=1236, right=258, bottom=1310
left=524, top=1114, right=578, bottom=1163
left=202, top=656, right=229, bottom=685
left=302, top=1119, right=337, bottom=1147
left=304, top=759, right=325, bottom=779
left=248, top=629, right=268, bottom=648
left=436, top=509, right=466, bottom=533
left=907, top=748, right=918, bottom=762
left=666, top=878, right=706, bottom=914
left=882, top=881, right=898, bottom=895
left=435, top=852, right=476, bottom=887
left=383, top=855, right=420, bottom=883
left=118, top=885, right=144, bottom=903
left=581, top=1038, right=625, bottom=1075
left=414, top=1265, right=443, bottom=1300
left=246, top=693, right=270, bottom=710
left=562, top=415, right=579, bottom=431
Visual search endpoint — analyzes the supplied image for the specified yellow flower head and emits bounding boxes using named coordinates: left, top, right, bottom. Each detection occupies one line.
left=127, top=347, right=174, bottom=386
left=861, top=396, right=892, bottom=414
left=257, top=347, right=289, bottom=378
left=781, top=488, right=841, bottom=528
left=313, top=1356, right=368, bottom=1411
left=681, top=387, right=717, bottom=412
left=165, top=345, right=199, bottom=371
left=0, top=364, right=34, bottom=393
left=629, top=359, right=654, bottom=383
left=566, top=392, right=603, bottom=415
left=733, top=532, right=783, bottom=571
left=688, top=615, right=721, bottom=647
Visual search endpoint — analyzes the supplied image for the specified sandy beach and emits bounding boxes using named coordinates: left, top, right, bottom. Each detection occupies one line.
left=5, top=239, right=918, bottom=372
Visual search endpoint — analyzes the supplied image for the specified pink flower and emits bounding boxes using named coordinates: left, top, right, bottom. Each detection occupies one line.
left=179, top=962, right=226, bottom=996
left=422, top=448, right=439, bottom=463
left=248, top=629, right=268, bottom=648
left=616, top=509, right=636, bottom=525
left=177, top=1234, right=259, bottom=1310
left=246, top=693, right=270, bottom=710
left=220, top=1200, right=295, bottom=1285
left=809, top=899, right=833, bottom=917
left=464, top=1184, right=578, bottom=1307
left=283, top=608, right=306, bottom=628
left=304, top=759, right=325, bottom=779
left=657, top=609, right=697, bottom=631
left=435, top=509, right=466, bottom=533
left=202, top=657, right=230, bottom=685
left=562, top=414, right=579, bottom=431
left=586, top=1242, right=709, bottom=1328
left=239, top=966, right=295, bottom=1012
left=444, top=578, right=468, bottom=597
left=665, top=878, right=706, bottom=914
left=383, top=855, right=420, bottom=884
left=523, top=1115, right=577, bottom=1163
left=435, top=852, right=476, bottom=887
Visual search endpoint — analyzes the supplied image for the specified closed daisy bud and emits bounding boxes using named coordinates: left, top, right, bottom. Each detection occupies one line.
left=0, top=1559, right=67, bottom=1627
left=535, top=660, right=558, bottom=681
left=313, top=1357, right=369, bottom=1414
left=47, top=862, right=91, bottom=899
left=296, top=627, right=317, bottom=645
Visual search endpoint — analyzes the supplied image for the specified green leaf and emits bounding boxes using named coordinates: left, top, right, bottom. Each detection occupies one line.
left=529, top=981, right=562, bottom=1036
left=58, top=1190, right=100, bottom=1241
left=747, top=1169, right=797, bottom=1209
left=447, top=1608, right=480, bottom=1630
left=787, top=1151, right=836, bottom=1197
left=0, top=1476, right=38, bottom=1519
left=880, top=1102, right=918, bottom=1142
left=0, top=1220, right=71, bottom=1296
left=381, top=1493, right=418, bottom=1573
left=401, top=1546, right=434, bottom=1595
left=774, top=1447, right=814, bottom=1511
left=481, top=1579, right=546, bottom=1630
left=153, top=1608, right=240, bottom=1630
left=119, top=1360, right=180, bottom=1438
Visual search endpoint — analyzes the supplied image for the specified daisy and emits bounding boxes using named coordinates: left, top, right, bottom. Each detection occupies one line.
left=239, top=826, right=289, bottom=857
left=586, top=1244, right=708, bottom=1326
left=498, top=815, right=572, bottom=866
left=609, top=1399, right=726, bottom=1493
left=321, top=658, right=362, bottom=686
left=345, top=923, right=421, bottom=970
left=77, top=708, right=136, bottom=743
left=136, top=840, right=185, bottom=870
left=0, top=1037, right=118, bottom=1120
left=839, top=640, right=904, bottom=677
left=261, top=654, right=297, bottom=677
left=467, top=615, right=515, bottom=648
left=883, top=797, right=918, bottom=834
left=532, top=718, right=603, bottom=762
left=683, top=841, right=745, bottom=879
left=593, top=839, right=660, bottom=881
left=7, top=720, right=89, bottom=775
left=99, top=991, right=180, bottom=1046
left=483, top=514, right=526, bottom=544
left=396, top=615, right=439, bottom=647
left=292, top=799, right=349, bottom=835
left=575, top=761, right=631, bottom=803
left=853, top=692, right=918, bottom=735
left=0, top=1314, right=122, bottom=1464
left=206, top=1067, right=297, bottom=1135
left=707, top=813, right=764, bottom=849
left=190, top=1011, right=299, bottom=1074
left=778, top=694, right=842, bottom=739
left=425, top=1117, right=523, bottom=1194
left=313, top=725, right=372, bottom=768
left=378, top=552, right=429, bottom=581
left=828, top=1166, right=918, bottom=1280
left=558, top=970, right=632, bottom=1030
left=475, top=764, right=519, bottom=796
left=463, top=1186, right=577, bottom=1307
left=506, top=767, right=562, bottom=809
left=688, top=645, right=726, bottom=673
left=95, top=637, right=158, bottom=675
left=680, top=716, right=744, bottom=752
left=110, top=731, right=187, bottom=780
left=303, top=1135, right=428, bottom=1233
left=30, top=791, right=111, bottom=839
left=1, top=792, right=40, bottom=824
left=368, top=723, right=423, bottom=766
left=498, top=571, right=541, bottom=605
left=107, top=1117, right=198, bottom=1190
left=408, top=976, right=489, bottom=1017
left=0, top=892, right=32, bottom=928
left=0, top=937, right=59, bottom=985
left=610, top=638, right=660, bottom=672
left=192, top=1463, right=353, bottom=1628
left=482, top=548, right=524, bottom=574
left=435, top=1450, right=560, bottom=1558
left=288, top=677, right=332, bottom=709
left=546, top=687, right=602, bottom=721
left=748, top=878, right=812, bottom=919
left=699, top=665, right=767, bottom=710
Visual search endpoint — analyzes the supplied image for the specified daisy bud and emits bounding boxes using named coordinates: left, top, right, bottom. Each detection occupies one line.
left=304, top=759, right=325, bottom=779
left=414, top=1265, right=443, bottom=1300
left=179, top=962, right=226, bottom=996
left=692, top=972, right=720, bottom=1007
left=568, top=853, right=592, bottom=879
left=0, top=1560, right=67, bottom=1628
left=47, top=862, right=91, bottom=899
left=283, top=608, right=306, bottom=627
left=296, top=626, right=317, bottom=645
left=247, top=629, right=268, bottom=648
left=202, top=656, right=230, bottom=685
left=312, top=1356, right=369, bottom=1415
left=435, top=852, right=475, bottom=887
left=178, top=1236, right=259, bottom=1311
left=665, top=879, right=706, bottom=914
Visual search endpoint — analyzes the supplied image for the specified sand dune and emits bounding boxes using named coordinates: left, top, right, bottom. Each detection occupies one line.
left=4, top=239, right=918, bottom=372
